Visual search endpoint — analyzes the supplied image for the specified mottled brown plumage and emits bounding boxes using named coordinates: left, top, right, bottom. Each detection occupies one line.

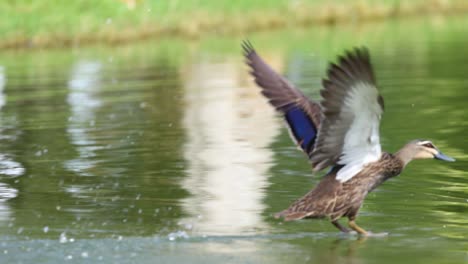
left=275, top=152, right=402, bottom=222
left=242, top=41, right=455, bottom=235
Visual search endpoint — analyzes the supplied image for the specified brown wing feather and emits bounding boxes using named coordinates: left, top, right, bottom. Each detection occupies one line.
left=309, top=47, right=383, bottom=171
left=242, top=40, right=322, bottom=133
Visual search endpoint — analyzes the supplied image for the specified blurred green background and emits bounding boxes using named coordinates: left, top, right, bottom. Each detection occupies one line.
left=3, top=0, right=468, bottom=48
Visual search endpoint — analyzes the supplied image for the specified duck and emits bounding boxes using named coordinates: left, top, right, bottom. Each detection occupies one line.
left=242, top=40, right=455, bottom=236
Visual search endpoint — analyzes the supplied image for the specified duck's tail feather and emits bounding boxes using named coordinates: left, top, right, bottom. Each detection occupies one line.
left=274, top=210, right=310, bottom=221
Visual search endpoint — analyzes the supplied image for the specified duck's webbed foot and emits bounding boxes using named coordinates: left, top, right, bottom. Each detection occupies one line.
left=331, top=220, right=350, bottom=233
left=347, top=216, right=389, bottom=237
left=347, top=217, right=369, bottom=236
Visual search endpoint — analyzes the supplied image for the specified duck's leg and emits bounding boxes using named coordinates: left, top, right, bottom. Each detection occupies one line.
left=331, top=220, right=350, bottom=233
left=347, top=216, right=368, bottom=236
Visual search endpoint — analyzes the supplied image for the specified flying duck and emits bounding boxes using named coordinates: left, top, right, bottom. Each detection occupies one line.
left=242, top=41, right=455, bottom=235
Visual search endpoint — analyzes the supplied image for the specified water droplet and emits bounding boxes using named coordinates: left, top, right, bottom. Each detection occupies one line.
left=167, top=230, right=189, bottom=241
left=59, top=232, right=67, bottom=243
left=65, top=255, right=73, bottom=260
left=56, top=206, right=61, bottom=211
left=17, top=227, right=23, bottom=234
left=43, top=226, right=49, bottom=233
left=81, top=252, right=88, bottom=258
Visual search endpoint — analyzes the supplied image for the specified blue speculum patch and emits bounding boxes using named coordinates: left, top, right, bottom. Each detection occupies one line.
left=284, top=106, right=317, bottom=152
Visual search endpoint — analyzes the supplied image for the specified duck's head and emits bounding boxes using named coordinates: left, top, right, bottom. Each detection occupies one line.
left=398, top=139, right=455, bottom=166
left=413, top=140, right=455, bottom=161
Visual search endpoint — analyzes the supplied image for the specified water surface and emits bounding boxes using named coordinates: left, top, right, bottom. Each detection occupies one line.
left=0, top=17, right=467, bottom=263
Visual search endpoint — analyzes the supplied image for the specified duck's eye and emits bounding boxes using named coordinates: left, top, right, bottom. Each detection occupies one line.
left=423, top=143, right=435, bottom=148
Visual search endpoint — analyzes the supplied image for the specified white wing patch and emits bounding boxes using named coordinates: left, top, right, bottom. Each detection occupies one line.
left=336, top=82, right=382, bottom=183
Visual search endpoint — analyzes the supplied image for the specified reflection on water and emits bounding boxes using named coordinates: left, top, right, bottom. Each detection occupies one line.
left=0, top=66, right=6, bottom=109
left=0, top=183, right=17, bottom=222
left=0, top=16, right=466, bottom=263
left=0, top=154, right=24, bottom=177
left=0, top=65, right=22, bottom=225
left=63, top=60, right=107, bottom=224
left=181, top=57, right=281, bottom=235
left=65, top=60, right=103, bottom=177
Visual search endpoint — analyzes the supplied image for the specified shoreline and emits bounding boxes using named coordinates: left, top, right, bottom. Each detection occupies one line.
left=3, top=1, right=468, bottom=50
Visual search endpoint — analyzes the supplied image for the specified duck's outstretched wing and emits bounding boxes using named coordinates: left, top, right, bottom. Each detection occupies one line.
left=310, top=47, right=384, bottom=182
left=242, top=40, right=322, bottom=154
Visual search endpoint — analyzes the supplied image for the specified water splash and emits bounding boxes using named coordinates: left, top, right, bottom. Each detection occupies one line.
left=167, top=230, right=189, bottom=241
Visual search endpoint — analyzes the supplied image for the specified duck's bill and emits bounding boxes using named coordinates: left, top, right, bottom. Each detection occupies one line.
left=434, top=152, right=455, bottom=162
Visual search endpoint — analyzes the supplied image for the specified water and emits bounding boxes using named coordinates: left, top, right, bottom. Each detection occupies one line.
left=0, top=17, right=467, bottom=263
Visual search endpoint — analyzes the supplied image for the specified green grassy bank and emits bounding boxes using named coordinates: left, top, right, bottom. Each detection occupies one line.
left=3, top=0, right=468, bottom=49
